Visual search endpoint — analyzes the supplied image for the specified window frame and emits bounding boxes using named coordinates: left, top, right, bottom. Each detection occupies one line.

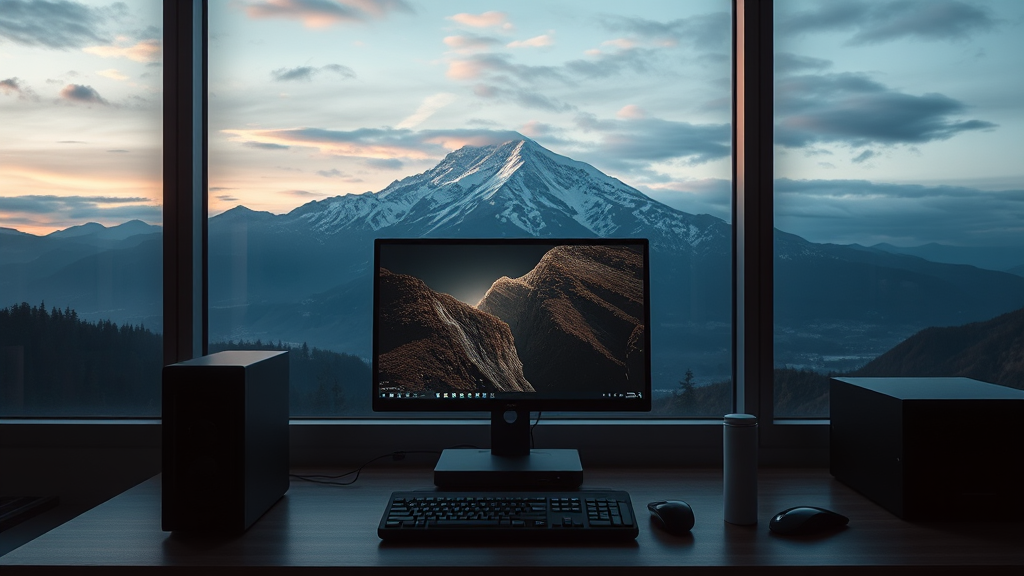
left=0, top=0, right=828, bottom=467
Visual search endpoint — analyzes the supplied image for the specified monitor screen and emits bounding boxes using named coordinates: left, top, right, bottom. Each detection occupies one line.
left=372, top=238, right=651, bottom=412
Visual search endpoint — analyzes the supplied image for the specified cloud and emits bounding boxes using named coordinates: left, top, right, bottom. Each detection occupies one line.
left=472, top=83, right=574, bottom=112
left=775, top=72, right=996, bottom=149
left=775, top=52, right=832, bottom=75
left=777, top=0, right=996, bottom=45
left=851, top=149, right=875, bottom=164
left=564, top=47, right=658, bottom=79
left=96, top=68, right=129, bottom=81
left=0, top=195, right=158, bottom=224
left=574, top=112, right=731, bottom=167
left=270, top=63, right=355, bottom=81
left=395, top=92, right=458, bottom=129
left=316, top=168, right=345, bottom=177
left=774, top=178, right=1024, bottom=246
left=446, top=53, right=564, bottom=83
left=507, top=34, right=553, bottom=49
left=519, top=120, right=556, bottom=138
left=447, top=11, right=512, bottom=30
left=443, top=34, right=501, bottom=53
left=616, top=104, right=645, bottom=119
left=641, top=177, right=732, bottom=219
left=242, top=0, right=412, bottom=28
left=106, top=149, right=129, bottom=153
left=58, top=83, right=108, bottom=105
left=363, top=157, right=403, bottom=170
left=0, top=76, right=40, bottom=100
left=222, top=126, right=526, bottom=160
left=281, top=189, right=323, bottom=197
left=598, top=11, right=731, bottom=54
left=1, top=77, right=21, bottom=94
left=83, top=38, right=161, bottom=63
left=243, top=141, right=290, bottom=150
left=0, top=0, right=113, bottom=49
left=215, top=193, right=239, bottom=202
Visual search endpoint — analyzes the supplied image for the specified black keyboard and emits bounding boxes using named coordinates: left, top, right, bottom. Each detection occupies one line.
left=377, top=490, right=638, bottom=542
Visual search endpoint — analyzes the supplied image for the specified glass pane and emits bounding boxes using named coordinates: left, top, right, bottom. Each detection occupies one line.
left=773, top=0, right=1024, bottom=417
left=209, top=0, right=733, bottom=417
left=0, top=1, right=163, bottom=416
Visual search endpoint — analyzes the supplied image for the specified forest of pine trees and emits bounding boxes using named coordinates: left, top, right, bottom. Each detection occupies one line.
left=0, top=302, right=370, bottom=416
left=0, top=301, right=162, bottom=415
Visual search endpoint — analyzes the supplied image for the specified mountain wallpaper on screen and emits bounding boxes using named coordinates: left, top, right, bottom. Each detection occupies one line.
left=477, top=245, right=645, bottom=394
left=377, top=267, right=534, bottom=395
left=378, top=244, right=645, bottom=395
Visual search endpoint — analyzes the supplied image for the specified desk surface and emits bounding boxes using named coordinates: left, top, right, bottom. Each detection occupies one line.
left=1, top=467, right=1021, bottom=575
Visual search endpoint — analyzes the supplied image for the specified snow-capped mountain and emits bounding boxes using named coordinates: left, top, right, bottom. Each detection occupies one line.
left=277, top=138, right=728, bottom=257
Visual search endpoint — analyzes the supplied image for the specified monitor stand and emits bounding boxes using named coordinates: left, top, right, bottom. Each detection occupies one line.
left=433, top=409, right=583, bottom=490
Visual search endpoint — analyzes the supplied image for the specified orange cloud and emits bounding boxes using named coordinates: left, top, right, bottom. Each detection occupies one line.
left=445, top=59, right=488, bottom=80
left=84, top=39, right=161, bottom=63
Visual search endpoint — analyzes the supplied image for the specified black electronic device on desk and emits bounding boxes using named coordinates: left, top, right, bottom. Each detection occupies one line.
left=378, top=490, right=638, bottom=542
left=372, top=238, right=651, bottom=489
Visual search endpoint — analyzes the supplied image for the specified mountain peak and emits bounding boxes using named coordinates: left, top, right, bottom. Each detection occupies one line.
left=277, top=137, right=720, bottom=251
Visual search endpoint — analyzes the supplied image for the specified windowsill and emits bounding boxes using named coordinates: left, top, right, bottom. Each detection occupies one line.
left=0, top=418, right=829, bottom=467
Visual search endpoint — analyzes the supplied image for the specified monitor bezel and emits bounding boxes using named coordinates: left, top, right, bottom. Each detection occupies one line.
left=371, top=237, right=652, bottom=413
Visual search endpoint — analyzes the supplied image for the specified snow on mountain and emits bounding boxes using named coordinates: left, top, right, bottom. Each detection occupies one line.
left=278, top=138, right=728, bottom=257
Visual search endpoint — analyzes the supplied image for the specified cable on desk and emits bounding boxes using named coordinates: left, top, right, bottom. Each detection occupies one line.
left=290, top=445, right=479, bottom=486
left=531, top=411, right=542, bottom=449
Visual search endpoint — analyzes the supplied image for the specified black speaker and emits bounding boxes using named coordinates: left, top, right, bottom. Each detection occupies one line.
left=162, top=350, right=289, bottom=532
left=830, top=377, right=1024, bottom=521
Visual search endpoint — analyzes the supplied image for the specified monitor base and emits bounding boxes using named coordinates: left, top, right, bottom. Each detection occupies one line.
left=433, top=448, right=583, bottom=489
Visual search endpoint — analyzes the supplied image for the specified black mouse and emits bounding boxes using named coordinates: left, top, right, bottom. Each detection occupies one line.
left=647, top=500, right=695, bottom=534
left=769, top=506, right=849, bottom=535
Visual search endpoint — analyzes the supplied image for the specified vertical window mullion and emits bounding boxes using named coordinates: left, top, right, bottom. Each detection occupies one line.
left=163, top=0, right=208, bottom=365
left=732, top=0, right=774, bottom=420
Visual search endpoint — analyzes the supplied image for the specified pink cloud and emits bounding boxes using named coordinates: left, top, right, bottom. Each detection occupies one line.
left=447, top=11, right=513, bottom=30
left=616, top=104, right=646, bottom=119
left=507, top=34, right=554, bottom=49
left=244, top=0, right=410, bottom=28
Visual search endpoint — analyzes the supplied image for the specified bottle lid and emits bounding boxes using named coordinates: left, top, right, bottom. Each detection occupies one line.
left=724, top=413, right=757, bottom=426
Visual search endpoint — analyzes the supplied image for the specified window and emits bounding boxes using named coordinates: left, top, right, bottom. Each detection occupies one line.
left=206, top=0, right=734, bottom=418
left=15, top=2, right=1015, bottom=465
left=0, top=0, right=163, bottom=417
left=773, top=0, right=1024, bottom=418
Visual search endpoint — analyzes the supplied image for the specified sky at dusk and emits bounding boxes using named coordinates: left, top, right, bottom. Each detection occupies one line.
left=1, top=0, right=1021, bottom=249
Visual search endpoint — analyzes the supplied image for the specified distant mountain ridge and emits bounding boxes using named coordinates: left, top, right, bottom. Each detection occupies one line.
left=854, top=307, right=1024, bottom=390
left=871, top=242, right=1023, bottom=275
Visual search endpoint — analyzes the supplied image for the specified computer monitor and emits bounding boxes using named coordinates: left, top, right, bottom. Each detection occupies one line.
left=372, top=238, right=650, bottom=486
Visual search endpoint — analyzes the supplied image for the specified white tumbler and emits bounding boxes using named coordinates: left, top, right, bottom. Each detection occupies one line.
left=723, top=413, right=758, bottom=525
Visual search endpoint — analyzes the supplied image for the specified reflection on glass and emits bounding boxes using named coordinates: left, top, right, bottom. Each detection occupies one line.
left=773, top=0, right=1024, bottom=417
left=208, top=1, right=733, bottom=417
left=0, top=0, right=163, bottom=416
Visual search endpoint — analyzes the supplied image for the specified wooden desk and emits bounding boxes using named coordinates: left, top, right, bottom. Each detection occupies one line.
left=1, top=468, right=1021, bottom=574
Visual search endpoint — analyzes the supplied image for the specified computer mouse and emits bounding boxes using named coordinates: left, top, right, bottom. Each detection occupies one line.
left=647, top=500, right=695, bottom=534
left=769, top=506, right=849, bottom=536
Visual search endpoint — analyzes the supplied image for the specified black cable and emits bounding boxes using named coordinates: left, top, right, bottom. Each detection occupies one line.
left=531, top=411, right=542, bottom=449
left=290, top=445, right=481, bottom=487
left=290, top=450, right=440, bottom=486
